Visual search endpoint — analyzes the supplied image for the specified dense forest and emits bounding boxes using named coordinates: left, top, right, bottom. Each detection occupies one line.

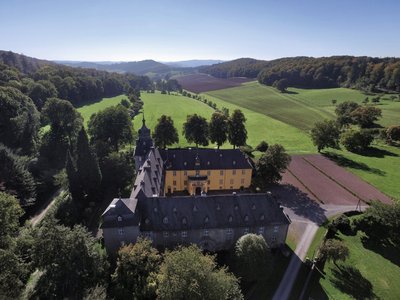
left=201, top=56, right=400, bottom=92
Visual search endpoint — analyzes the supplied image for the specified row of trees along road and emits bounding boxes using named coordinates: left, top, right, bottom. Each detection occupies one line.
left=152, top=110, right=248, bottom=149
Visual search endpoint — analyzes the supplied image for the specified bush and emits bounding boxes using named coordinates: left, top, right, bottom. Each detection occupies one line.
left=341, top=129, right=374, bottom=152
left=333, top=215, right=351, bottom=233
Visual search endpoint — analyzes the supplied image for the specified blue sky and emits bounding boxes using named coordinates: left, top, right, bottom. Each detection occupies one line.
left=0, top=0, right=399, bottom=61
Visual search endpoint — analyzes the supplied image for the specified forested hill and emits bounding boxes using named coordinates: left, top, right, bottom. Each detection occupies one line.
left=202, top=56, right=400, bottom=92
left=0, top=50, right=55, bottom=74
left=60, top=59, right=172, bottom=75
left=0, top=51, right=152, bottom=108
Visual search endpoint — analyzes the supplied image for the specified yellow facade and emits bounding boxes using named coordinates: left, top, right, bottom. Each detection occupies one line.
left=164, top=168, right=252, bottom=195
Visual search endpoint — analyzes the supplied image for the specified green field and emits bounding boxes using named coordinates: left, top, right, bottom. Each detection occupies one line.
left=77, top=94, right=128, bottom=126
left=309, top=224, right=400, bottom=299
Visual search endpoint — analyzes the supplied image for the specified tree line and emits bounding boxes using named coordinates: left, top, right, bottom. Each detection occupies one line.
left=152, top=110, right=247, bottom=149
left=201, top=55, right=400, bottom=92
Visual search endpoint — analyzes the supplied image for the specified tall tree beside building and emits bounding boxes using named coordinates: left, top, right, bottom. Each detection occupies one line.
left=76, top=127, right=102, bottom=203
left=156, top=245, right=243, bottom=300
left=182, top=114, right=209, bottom=147
left=228, top=109, right=247, bottom=149
left=153, top=115, right=179, bottom=148
left=209, top=112, right=228, bottom=149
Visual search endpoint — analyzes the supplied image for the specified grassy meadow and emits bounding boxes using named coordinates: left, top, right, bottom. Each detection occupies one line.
left=308, top=224, right=400, bottom=299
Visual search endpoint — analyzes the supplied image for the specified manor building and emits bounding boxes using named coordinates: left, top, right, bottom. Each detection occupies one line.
left=101, top=119, right=290, bottom=253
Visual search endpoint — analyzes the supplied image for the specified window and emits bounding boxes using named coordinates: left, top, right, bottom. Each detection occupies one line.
left=272, top=236, right=277, bottom=242
left=181, top=231, right=188, bottom=238
left=244, top=215, right=249, bottom=222
left=232, top=170, right=236, bottom=175
left=184, top=161, right=187, bottom=166
left=234, top=204, right=239, bottom=210
left=173, top=171, right=176, bottom=176
left=173, top=187, right=177, bottom=191
left=203, top=229, right=209, bottom=236
left=173, top=180, right=177, bottom=186
left=242, top=169, right=246, bottom=175
left=228, top=215, right=233, bottom=222
left=204, top=216, right=209, bottom=223
left=219, top=186, right=222, bottom=189
left=193, top=205, right=198, bottom=212
left=220, top=170, right=224, bottom=176
left=163, top=217, right=168, bottom=224
left=118, top=228, right=124, bottom=235
left=252, top=203, right=256, bottom=210
left=230, top=179, right=234, bottom=185
left=196, top=170, right=200, bottom=176
left=233, top=160, right=236, bottom=165
left=163, top=231, right=169, bottom=238
left=258, top=227, right=265, bottom=234
left=182, top=217, right=187, bottom=225
left=117, top=216, right=122, bottom=222
left=184, top=180, right=188, bottom=185
left=244, top=227, right=249, bottom=234
left=260, top=214, right=265, bottom=221
left=153, top=207, right=158, bottom=213
left=274, top=226, right=279, bottom=233
left=207, top=161, right=210, bottom=166
left=173, top=207, right=177, bottom=213
left=145, top=218, right=150, bottom=224
left=226, top=228, right=233, bottom=238
left=241, top=178, right=245, bottom=184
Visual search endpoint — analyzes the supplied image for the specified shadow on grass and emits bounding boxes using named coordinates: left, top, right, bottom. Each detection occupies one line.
left=323, top=152, right=385, bottom=176
left=269, top=184, right=327, bottom=225
left=361, top=237, right=400, bottom=267
left=330, top=265, right=377, bottom=300
left=305, top=259, right=329, bottom=299
left=354, top=147, right=399, bottom=158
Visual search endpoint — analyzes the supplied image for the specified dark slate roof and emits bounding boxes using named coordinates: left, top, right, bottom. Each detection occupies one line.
left=160, top=148, right=253, bottom=170
left=101, top=197, right=140, bottom=228
left=131, top=148, right=164, bottom=198
left=138, top=193, right=290, bottom=232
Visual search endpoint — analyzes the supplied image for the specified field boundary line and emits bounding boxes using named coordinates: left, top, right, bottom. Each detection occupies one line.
left=301, top=157, right=369, bottom=205
left=286, top=169, right=324, bottom=204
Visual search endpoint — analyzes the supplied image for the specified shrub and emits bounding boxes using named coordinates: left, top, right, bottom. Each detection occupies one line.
left=341, top=129, right=374, bottom=152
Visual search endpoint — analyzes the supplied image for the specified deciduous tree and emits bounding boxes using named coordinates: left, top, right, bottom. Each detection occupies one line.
left=156, top=245, right=243, bottom=300
left=319, top=239, right=349, bottom=266
left=340, top=129, right=374, bottom=152
left=209, top=112, right=228, bottom=149
left=153, top=115, right=179, bottom=148
left=335, top=101, right=360, bottom=127
left=350, top=106, right=382, bottom=128
left=0, top=192, right=24, bottom=249
left=182, top=114, right=209, bottom=147
left=228, top=110, right=247, bottom=149
left=310, top=120, right=340, bottom=152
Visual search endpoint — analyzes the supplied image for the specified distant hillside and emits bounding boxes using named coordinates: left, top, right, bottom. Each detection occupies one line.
left=60, top=59, right=172, bottom=75
left=0, top=50, right=54, bottom=74
left=201, top=56, right=400, bottom=92
left=199, top=58, right=270, bottom=78
left=164, top=60, right=224, bottom=68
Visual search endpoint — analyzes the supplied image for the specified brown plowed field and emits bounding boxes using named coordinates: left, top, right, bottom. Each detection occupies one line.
left=281, top=155, right=392, bottom=206
left=176, top=73, right=252, bottom=93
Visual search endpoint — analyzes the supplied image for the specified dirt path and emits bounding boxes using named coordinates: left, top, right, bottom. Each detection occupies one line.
left=30, top=188, right=64, bottom=226
left=272, top=223, right=318, bottom=300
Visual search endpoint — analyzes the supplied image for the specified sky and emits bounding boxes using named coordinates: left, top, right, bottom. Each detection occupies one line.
left=0, top=0, right=399, bottom=62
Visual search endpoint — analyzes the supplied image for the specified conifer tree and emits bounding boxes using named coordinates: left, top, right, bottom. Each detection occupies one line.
left=66, top=150, right=82, bottom=201
left=76, top=127, right=102, bottom=203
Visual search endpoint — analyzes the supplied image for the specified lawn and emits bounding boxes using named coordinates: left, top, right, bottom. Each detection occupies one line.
left=77, top=94, right=128, bottom=126
left=308, top=224, right=400, bottom=300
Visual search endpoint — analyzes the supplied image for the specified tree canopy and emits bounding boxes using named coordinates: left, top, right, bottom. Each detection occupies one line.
left=319, top=239, right=349, bottom=266
left=0, top=192, right=24, bottom=249
left=310, top=120, right=340, bottom=152
left=153, top=115, right=179, bottom=148
left=255, top=144, right=291, bottom=185
left=88, top=105, right=134, bottom=153
left=234, top=234, right=273, bottom=283
left=209, top=112, right=228, bottom=149
left=182, top=114, right=209, bottom=147
left=228, top=109, right=247, bottom=149
left=156, top=245, right=243, bottom=300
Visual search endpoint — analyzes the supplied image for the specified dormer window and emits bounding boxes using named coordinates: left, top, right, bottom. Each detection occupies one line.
left=154, top=207, right=158, bottom=213
left=182, top=217, right=187, bottom=225
left=252, top=203, right=256, bottom=210
left=228, top=215, right=233, bottom=222
left=163, top=217, right=168, bottom=224
left=207, top=161, right=210, bottom=165
left=184, top=161, right=187, bottom=166
left=260, top=214, right=265, bottom=221
left=173, top=207, right=177, bottom=213
left=244, top=215, right=249, bottom=222
left=233, top=160, right=236, bottom=165
left=145, top=218, right=150, bottom=224
left=234, top=204, right=239, bottom=210
left=117, top=216, right=122, bottom=222
left=204, top=216, right=209, bottom=223
left=193, top=205, right=198, bottom=212
left=216, top=204, right=221, bottom=211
